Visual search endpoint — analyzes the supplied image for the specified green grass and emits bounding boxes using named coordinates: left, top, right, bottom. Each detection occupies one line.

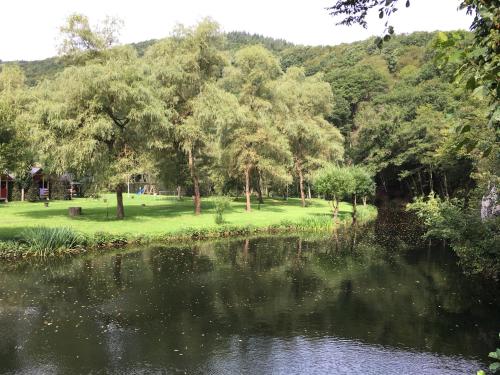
left=0, top=194, right=376, bottom=241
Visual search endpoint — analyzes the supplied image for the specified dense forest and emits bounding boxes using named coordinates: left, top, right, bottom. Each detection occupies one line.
left=0, top=15, right=498, bottom=277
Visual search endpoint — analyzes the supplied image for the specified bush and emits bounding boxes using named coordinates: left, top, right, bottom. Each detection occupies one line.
left=213, top=196, right=232, bottom=224
left=20, top=227, right=85, bottom=256
left=50, top=178, right=70, bottom=200
left=407, top=193, right=500, bottom=278
left=26, top=186, right=39, bottom=202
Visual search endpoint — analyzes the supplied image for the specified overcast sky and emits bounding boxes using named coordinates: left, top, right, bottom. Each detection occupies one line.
left=1, top=0, right=472, bottom=61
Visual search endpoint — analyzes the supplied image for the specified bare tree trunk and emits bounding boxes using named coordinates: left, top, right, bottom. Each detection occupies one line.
left=362, top=196, right=367, bottom=206
left=417, top=170, right=424, bottom=195
left=429, top=167, right=434, bottom=193
left=296, top=160, right=306, bottom=207
left=307, top=184, right=312, bottom=200
left=21, top=188, right=25, bottom=202
left=188, top=148, right=201, bottom=215
left=177, top=185, right=181, bottom=200
left=245, top=166, right=251, bottom=212
left=257, top=169, right=264, bottom=204
left=116, top=183, right=125, bottom=219
left=332, top=197, right=339, bottom=222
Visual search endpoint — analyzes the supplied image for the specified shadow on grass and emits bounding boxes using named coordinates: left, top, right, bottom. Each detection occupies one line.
left=12, top=201, right=204, bottom=222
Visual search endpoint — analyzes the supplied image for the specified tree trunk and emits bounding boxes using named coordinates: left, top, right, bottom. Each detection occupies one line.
left=429, top=167, right=434, bottom=193
left=296, top=160, right=306, bottom=207
left=417, top=170, right=424, bottom=195
left=188, top=148, right=201, bottom=215
left=68, top=207, right=82, bottom=217
left=245, top=166, right=251, bottom=212
left=116, top=184, right=125, bottom=219
left=352, top=193, right=357, bottom=223
left=256, top=169, right=264, bottom=204
left=177, top=185, right=181, bottom=200
left=332, top=197, right=339, bottom=222
left=21, top=188, right=25, bottom=202
left=307, top=184, right=312, bottom=200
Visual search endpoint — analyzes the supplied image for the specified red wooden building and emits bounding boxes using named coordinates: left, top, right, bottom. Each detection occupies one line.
left=0, top=173, right=14, bottom=202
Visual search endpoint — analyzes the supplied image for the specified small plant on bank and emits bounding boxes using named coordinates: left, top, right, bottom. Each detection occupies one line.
left=477, top=332, right=500, bottom=374
left=213, top=196, right=232, bottom=224
left=20, top=227, right=85, bottom=256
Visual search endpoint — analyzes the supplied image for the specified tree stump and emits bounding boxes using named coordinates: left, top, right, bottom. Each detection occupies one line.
left=68, top=207, right=82, bottom=217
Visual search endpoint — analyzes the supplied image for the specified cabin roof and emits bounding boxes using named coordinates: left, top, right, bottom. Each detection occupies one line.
left=30, top=167, right=43, bottom=176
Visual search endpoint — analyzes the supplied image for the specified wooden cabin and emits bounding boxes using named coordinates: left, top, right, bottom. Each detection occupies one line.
left=0, top=173, right=14, bottom=202
left=31, top=167, right=49, bottom=199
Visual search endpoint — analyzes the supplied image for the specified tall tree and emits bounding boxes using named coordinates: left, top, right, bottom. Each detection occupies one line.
left=146, top=19, right=226, bottom=214
left=273, top=67, right=344, bottom=207
left=34, top=50, right=166, bottom=219
left=220, top=45, right=292, bottom=211
left=58, top=13, right=123, bottom=64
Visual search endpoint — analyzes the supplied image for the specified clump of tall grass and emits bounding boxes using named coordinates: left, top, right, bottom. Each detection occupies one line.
left=293, top=215, right=335, bottom=231
left=20, top=227, right=86, bottom=256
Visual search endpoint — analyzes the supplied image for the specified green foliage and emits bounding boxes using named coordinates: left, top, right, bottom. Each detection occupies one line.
left=58, top=13, right=123, bottom=63
left=20, top=227, right=85, bottom=256
left=478, top=332, right=500, bottom=374
left=213, top=196, right=232, bottom=224
left=314, top=166, right=355, bottom=200
left=50, top=178, right=70, bottom=200
left=26, top=186, right=39, bottom=202
left=350, top=165, right=375, bottom=198
left=407, top=193, right=500, bottom=278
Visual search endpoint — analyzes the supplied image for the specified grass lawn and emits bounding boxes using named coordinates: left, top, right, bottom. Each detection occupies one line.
left=0, top=194, right=372, bottom=240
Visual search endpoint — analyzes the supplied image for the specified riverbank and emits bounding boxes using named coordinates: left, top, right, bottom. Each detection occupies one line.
left=0, top=195, right=377, bottom=259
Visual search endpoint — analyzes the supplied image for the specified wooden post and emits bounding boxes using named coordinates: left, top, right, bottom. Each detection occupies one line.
left=6, top=176, right=9, bottom=203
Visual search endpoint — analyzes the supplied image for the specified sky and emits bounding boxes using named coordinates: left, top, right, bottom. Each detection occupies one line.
left=0, top=0, right=473, bottom=61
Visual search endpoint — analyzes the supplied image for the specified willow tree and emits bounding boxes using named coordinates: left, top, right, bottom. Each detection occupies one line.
left=146, top=19, right=226, bottom=215
left=220, top=45, right=292, bottom=211
left=34, top=49, right=166, bottom=219
left=58, top=13, right=123, bottom=64
left=273, top=67, right=344, bottom=207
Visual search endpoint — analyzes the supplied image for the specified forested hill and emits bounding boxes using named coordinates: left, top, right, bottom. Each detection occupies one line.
left=4, top=30, right=436, bottom=85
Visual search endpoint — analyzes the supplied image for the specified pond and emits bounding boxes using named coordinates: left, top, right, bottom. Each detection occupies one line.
left=1, top=215, right=499, bottom=374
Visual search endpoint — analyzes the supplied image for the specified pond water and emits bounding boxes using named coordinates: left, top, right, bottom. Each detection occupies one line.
left=1, top=214, right=499, bottom=374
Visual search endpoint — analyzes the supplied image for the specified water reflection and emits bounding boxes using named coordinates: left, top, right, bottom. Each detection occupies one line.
left=0, top=222, right=499, bottom=374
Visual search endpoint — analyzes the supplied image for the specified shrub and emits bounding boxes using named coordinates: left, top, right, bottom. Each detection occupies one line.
left=213, top=196, right=232, bottom=225
left=26, top=186, right=39, bottom=202
left=20, top=227, right=85, bottom=256
left=407, top=193, right=500, bottom=278
left=50, top=178, right=70, bottom=200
